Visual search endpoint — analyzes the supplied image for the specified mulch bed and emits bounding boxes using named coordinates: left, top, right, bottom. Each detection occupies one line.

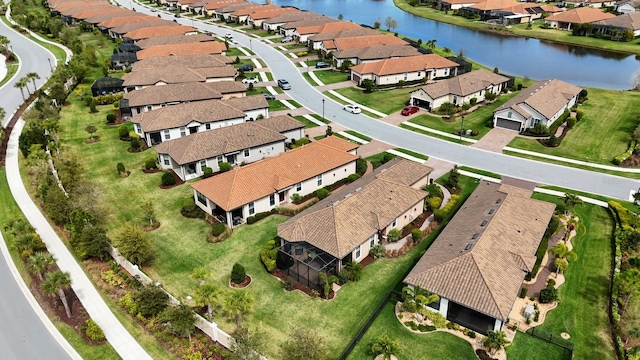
left=142, top=168, right=162, bottom=174
left=621, top=154, right=640, bottom=167
left=399, top=213, right=431, bottom=239
left=273, top=269, right=335, bottom=300
left=85, top=137, right=100, bottom=144
left=230, top=274, right=252, bottom=288
left=159, top=171, right=185, bottom=189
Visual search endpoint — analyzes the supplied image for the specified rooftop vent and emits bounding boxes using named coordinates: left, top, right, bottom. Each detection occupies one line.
left=496, top=198, right=502, bottom=204
left=488, top=209, right=495, bottom=215
left=332, top=201, right=340, bottom=206
left=481, top=220, right=488, bottom=227
left=464, top=243, right=473, bottom=251
left=517, top=229, right=522, bottom=233
left=344, top=193, right=353, bottom=199
left=355, top=187, right=362, bottom=192
left=472, top=233, right=479, bottom=240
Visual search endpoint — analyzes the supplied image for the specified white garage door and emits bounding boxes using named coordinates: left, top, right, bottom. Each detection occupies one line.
left=495, top=118, right=521, bottom=131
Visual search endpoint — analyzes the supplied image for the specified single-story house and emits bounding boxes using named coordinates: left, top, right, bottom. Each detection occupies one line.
left=350, top=54, right=459, bottom=86
left=135, top=41, right=227, bottom=59
left=122, top=81, right=247, bottom=117
left=84, top=11, right=141, bottom=28
left=156, top=115, right=304, bottom=180
left=277, top=158, right=432, bottom=290
left=98, top=15, right=158, bottom=33
left=283, top=17, right=344, bottom=39
left=191, top=136, right=360, bottom=228
left=177, top=0, right=201, bottom=11
left=135, top=33, right=216, bottom=49
left=321, top=34, right=408, bottom=54
left=446, top=56, right=473, bottom=75
left=110, top=52, right=137, bottom=69
left=438, top=0, right=482, bottom=10
left=463, top=0, right=519, bottom=19
left=228, top=3, right=274, bottom=23
left=131, top=96, right=268, bottom=146
left=593, top=12, right=640, bottom=37
left=404, top=182, right=556, bottom=335
left=616, top=0, right=640, bottom=14
left=261, top=11, right=320, bottom=31
left=409, top=69, right=510, bottom=111
left=493, top=78, right=582, bottom=132
left=124, top=25, right=198, bottom=42
left=203, top=0, right=247, bottom=17
left=307, top=27, right=378, bottom=50
left=544, top=7, right=616, bottom=30
left=246, top=6, right=299, bottom=27
left=563, top=0, right=616, bottom=8
left=71, top=7, right=131, bottom=21
left=122, top=66, right=236, bottom=92
left=91, top=77, right=124, bottom=96
left=207, top=1, right=252, bottom=20
left=132, top=54, right=232, bottom=71
left=333, top=44, right=419, bottom=67
left=109, top=20, right=178, bottom=39
left=118, top=43, right=142, bottom=53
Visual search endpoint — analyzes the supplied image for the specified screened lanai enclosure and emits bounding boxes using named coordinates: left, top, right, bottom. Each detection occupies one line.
left=277, top=241, right=337, bottom=292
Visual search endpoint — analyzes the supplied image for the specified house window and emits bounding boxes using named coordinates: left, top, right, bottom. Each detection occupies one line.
left=369, top=235, right=375, bottom=247
left=355, top=245, right=361, bottom=259
left=135, top=124, right=142, bottom=133
left=196, top=192, right=207, bottom=206
left=269, top=194, right=275, bottom=206
left=392, top=218, right=397, bottom=228
left=317, top=174, right=322, bottom=186
left=296, top=182, right=302, bottom=192
left=248, top=202, right=255, bottom=215
left=244, top=149, right=250, bottom=157
left=180, top=127, right=186, bottom=137
left=146, top=105, right=152, bottom=111
left=205, top=124, right=211, bottom=130
left=163, top=130, right=170, bottom=140
left=217, top=156, right=223, bottom=163
left=507, top=111, right=513, bottom=118
left=163, top=154, right=170, bottom=166
left=417, top=71, right=421, bottom=77
left=404, top=73, right=408, bottom=81
left=200, top=160, right=207, bottom=171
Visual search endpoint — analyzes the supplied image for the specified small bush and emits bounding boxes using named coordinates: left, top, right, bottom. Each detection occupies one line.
left=118, top=292, right=138, bottom=315
left=116, top=162, right=125, bottom=175
left=347, top=173, right=361, bottom=183
left=427, top=197, right=442, bottom=211
left=290, top=193, right=302, bottom=203
left=84, top=319, right=105, bottom=342
left=387, top=228, right=402, bottom=243
left=118, top=125, right=129, bottom=139
left=211, top=222, right=226, bottom=237
left=106, top=113, right=116, bottom=123
left=369, top=243, right=386, bottom=258
left=518, top=287, right=528, bottom=298
left=575, top=109, right=584, bottom=121
left=202, top=166, right=213, bottom=178
left=546, top=278, right=556, bottom=288
left=411, top=229, right=423, bottom=243
left=425, top=311, right=447, bottom=328
left=144, top=157, right=157, bottom=170
left=539, top=287, right=558, bottom=303
left=566, top=117, right=576, bottom=129
left=260, top=239, right=278, bottom=273
left=469, top=97, right=477, bottom=106
left=337, top=268, right=349, bottom=285
left=356, top=158, right=368, bottom=175
left=231, top=263, right=246, bottom=284
left=545, top=135, right=561, bottom=147
left=316, top=188, right=330, bottom=200
left=218, top=162, right=232, bottom=172
left=161, top=172, right=176, bottom=186
left=129, top=138, right=140, bottom=150
left=424, top=184, right=443, bottom=199
left=283, top=278, right=295, bottom=291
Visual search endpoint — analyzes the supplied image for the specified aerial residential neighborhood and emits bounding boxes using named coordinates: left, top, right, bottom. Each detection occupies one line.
left=0, top=0, right=639, bottom=359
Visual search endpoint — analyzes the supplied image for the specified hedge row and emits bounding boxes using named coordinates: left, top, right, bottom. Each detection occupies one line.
left=433, top=194, right=460, bottom=222
left=525, top=216, right=559, bottom=281
left=613, top=140, right=636, bottom=165
left=93, top=93, right=123, bottom=105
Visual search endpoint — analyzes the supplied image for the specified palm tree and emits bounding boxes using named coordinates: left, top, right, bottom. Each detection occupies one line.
left=41, top=270, right=72, bottom=318
left=27, top=252, right=54, bottom=281
left=14, top=77, right=28, bottom=101
left=371, top=334, right=402, bottom=360
left=483, top=330, right=509, bottom=355
left=26, top=72, right=40, bottom=93
left=548, top=242, right=577, bottom=261
left=554, top=258, right=568, bottom=276
left=443, top=47, right=452, bottom=55
left=190, top=266, right=213, bottom=285
left=223, top=290, right=255, bottom=328
left=426, top=39, right=437, bottom=50
left=563, top=193, right=582, bottom=215
left=318, top=271, right=339, bottom=298
left=195, top=282, right=222, bottom=318
left=402, top=285, right=439, bottom=319
left=344, top=261, right=362, bottom=282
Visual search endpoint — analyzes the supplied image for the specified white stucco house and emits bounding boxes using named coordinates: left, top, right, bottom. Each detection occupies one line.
left=350, top=54, right=459, bottom=86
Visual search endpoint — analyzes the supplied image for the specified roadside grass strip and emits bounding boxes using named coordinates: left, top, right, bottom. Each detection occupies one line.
left=302, top=114, right=325, bottom=126
left=457, top=166, right=501, bottom=180
left=279, top=99, right=297, bottom=110
left=403, top=121, right=477, bottom=143
left=308, top=113, right=330, bottom=124
left=306, top=71, right=323, bottom=86
left=387, top=148, right=428, bottom=163
left=337, top=131, right=369, bottom=144
left=293, top=115, right=320, bottom=128
left=533, top=187, right=608, bottom=207
left=343, top=130, right=372, bottom=142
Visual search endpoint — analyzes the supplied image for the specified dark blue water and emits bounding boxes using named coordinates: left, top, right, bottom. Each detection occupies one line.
left=272, top=0, right=640, bottom=90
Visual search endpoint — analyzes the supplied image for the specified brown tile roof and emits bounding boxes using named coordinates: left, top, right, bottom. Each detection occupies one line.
left=135, top=34, right=215, bottom=48
left=545, top=7, right=616, bottom=24
left=124, top=81, right=247, bottom=107
left=231, top=3, right=276, bottom=16
left=295, top=20, right=361, bottom=34
left=112, top=21, right=179, bottom=35
left=132, top=54, right=232, bottom=70
left=539, top=4, right=563, bottom=13
left=204, top=0, right=246, bottom=10
left=469, top=0, right=519, bottom=11
left=72, top=7, right=130, bottom=20
left=442, top=0, right=481, bottom=4
left=99, top=15, right=160, bottom=29
left=278, top=159, right=431, bottom=258
left=593, top=12, right=640, bottom=30
left=135, top=41, right=227, bottom=59
left=87, top=11, right=143, bottom=25
left=131, top=99, right=246, bottom=132
left=282, top=16, right=336, bottom=30
left=314, top=135, right=359, bottom=152
left=61, top=4, right=114, bottom=16
left=496, top=79, right=583, bottom=119
left=328, top=34, right=408, bottom=51
left=216, top=2, right=254, bottom=13
left=351, top=54, right=458, bottom=76
left=415, top=69, right=510, bottom=99
left=122, top=67, right=234, bottom=86
left=262, top=11, right=319, bottom=25
left=155, top=121, right=286, bottom=165
left=308, top=27, right=378, bottom=42
left=222, top=95, right=269, bottom=112
left=191, top=137, right=360, bottom=211
left=248, top=6, right=299, bottom=20
left=254, top=115, right=305, bottom=133
left=334, top=44, right=419, bottom=61
left=124, top=25, right=197, bottom=41
left=404, top=182, right=556, bottom=321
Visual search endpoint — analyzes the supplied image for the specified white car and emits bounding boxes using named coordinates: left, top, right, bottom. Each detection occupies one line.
left=225, top=33, right=233, bottom=40
left=242, top=77, right=259, bottom=84
left=343, top=104, right=362, bottom=114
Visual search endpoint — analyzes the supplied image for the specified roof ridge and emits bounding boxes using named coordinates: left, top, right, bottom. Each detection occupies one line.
left=225, top=169, right=241, bottom=209
left=469, top=252, right=504, bottom=318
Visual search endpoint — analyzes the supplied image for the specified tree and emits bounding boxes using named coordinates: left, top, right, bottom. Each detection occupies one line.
left=224, top=290, right=255, bottom=328
left=27, top=252, right=55, bottom=281
left=371, top=334, right=402, bottom=360
left=563, top=193, right=582, bottom=215
left=344, top=261, right=363, bottom=282
left=402, top=285, right=439, bottom=319
left=554, top=257, right=568, bottom=276
left=280, top=325, right=327, bottom=360
left=0, top=35, right=9, bottom=56
left=112, top=223, right=153, bottom=265
left=140, top=199, right=157, bottom=227
left=426, top=39, right=437, bottom=50
left=41, top=270, right=72, bottom=318
left=26, top=72, right=40, bottom=93
left=446, top=165, right=460, bottom=190
left=318, top=271, right=338, bottom=298
left=337, top=13, right=344, bottom=21
left=85, top=125, right=97, bottom=140
left=384, top=16, right=397, bottom=32
left=229, top=327, right=265, bottom=360
left=547, top=242, right=577, bottom=274
left=14, top=77, right=28, bottom=101
left=75, top=225, right=111, bottom=260
left=195, top=283, right=223, bottom=318
left=160, top=304, right=196, bottom=341
left=374, top=18, right=382, bottom=29
left=134, top=285, right=169, bottom=317
left=443, top=47, right=452, bottom=55
left=191, top=266, right=214, bottom=285
left=483, top=330, right=509, bottom=355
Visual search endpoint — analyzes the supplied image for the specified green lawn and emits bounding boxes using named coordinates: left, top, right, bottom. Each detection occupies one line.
left=507, top=88, right=640, bottom=165
left=333, top=86, right=418, bottom=115
left=457, top=166, right=501, bottom=179
left=393, top=148, right=429, bottom=161
left=225, top=47, right=244, bottom=57
left=347, top=302, right=477, bottom=360
left=312, top=69, right=351, bottom=85
left=303, top=72, right=319, bottom=86
left=267, top=99, right=290, bottom=111
left=308, top=113, right=330, bottom=124
left=537, top=185, right=640, bottom=213
left=506, top=331, right=571, bottom=360
left=365, top=152, right=397, bottom=164
left=293, top=115, right=320, bottom=128
left=344, top=130, right=372, bottom=142
left=409, top=91, right=519, bottom=139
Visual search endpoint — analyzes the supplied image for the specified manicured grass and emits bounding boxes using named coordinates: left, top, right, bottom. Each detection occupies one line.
left=528, top=195, right=615, bottom=360
left=393, top=148, right=429, bottom=161
left=409, top=91, right=519, bottom=139
left=286, top=99, right=302, bottom=108
left=0, top=60, right=18, bottom=87
left=347, top=302, right=477, bottom=360
left=245, top=86, right=269, bottom=96
left=507, top=88, right=640, bottom=165
left=457, top=166, right=501, bottom=179
left=309, top=113, right=330, bottom=124
left=506, top=331, right=571, bottom=360
left=312, top=69, right=350, bottom=85
left=252, top=31, right=272, bottom=37
left=333, top=86, right=417, bottom=115
left=267, top=99, right=290, bottom=111
left=302, top=72, right=319, bottom=86
left=1, top=16, right=67, bottom=64
left=293, top=115, right=320, bottom=128
left=344, top=130, right=372, bottom=142
left=225, top=47, right=244, bottom=57
left=365, top=152, right=397, bottom=164
left=282, top=44, right=304, bottom=50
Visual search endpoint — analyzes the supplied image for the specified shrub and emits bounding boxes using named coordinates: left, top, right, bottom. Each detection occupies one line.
left=202, top=166, right=213, bottom=178
left=539, top=287, right=558, bottom=303
left=433, top=209, right=447, bottom=223
left=356, top=159, right=368, bottom=175
left=575, top=109, right=584, bottom=121
left=614, top=140, right=636, bottom=165
left=427, top=197, right=442, bottom=211
left=260, top=239, right=278, bottom=273
left=84, top=319, right=105, bottom=342
left=231, top=263, right=246, bottom=284
left=382, top=153, right=395, bottom=163
left=518, top=287, right=528, bottom=298
left=89, top=98, right=97, bottom=113
left=283, top=278, right=296, bottom=291
left=93, top=93, right=123, bottom=105
left=387, top=228, right=402, bottom=243
left=218, top=162, right=232, bottom=172
left=118, top=292, right=138, bottom=315
left=424, top=184, right=443, bottom=199
left=546, top=278, right=556, bottom=288
left=485, top=92, right=497, bottom=101
left=369, top=243, right=386, bottom=259
left=118, top=125, right=129, bottom=139
left=469, top=97, right=477, bottom=106
left=117, top=162, right=125, bottom=175
left=133, top=285, right=169, bottom=317
left=425, top=311, right=447, bottom=328
left=316, top=188, right=330, bottom=200
left=106, top=113, right=116, bottom=123
left=545, top=135, right=561, bottom=147
left=411, top=229, right=423, bottom=243
left=144, top=156, right=157, bottom=170
left=246, top=209, right=275, bottom=224
left=347, top=173, right=361, bottom=182
left=337, top=268, right=349, bottom=285
left=161, top=172, right=176, bottom=186
left=566, top=117, right=576, bottom=129
left=211, top=222, right=226, bottom=237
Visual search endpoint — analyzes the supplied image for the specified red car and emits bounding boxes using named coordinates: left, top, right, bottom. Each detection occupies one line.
left=401, top=106, right=419, bottom=116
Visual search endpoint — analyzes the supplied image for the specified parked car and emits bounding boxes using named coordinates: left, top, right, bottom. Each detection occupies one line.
left=343, top=104, right=362, bottom=114
left=237, top=64, right=254, bottom=71
left=225, top=33, right=233, bottom=40
left=280, top=36, right=293, bottom=43
left=401, top=106, right=419, bottom=116
left=315, top=61, right=330, bottom=69
left=174, top=13, right=181, bottom=17
left=263, top=92, right=276, bottom=100
left=242, top=77, right=259, bottom=84
left=150, top=8, right=157, bottom=12
left=277, top=79, right=291, bottom=90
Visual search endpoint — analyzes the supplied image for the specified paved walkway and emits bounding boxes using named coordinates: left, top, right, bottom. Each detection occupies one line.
left=471, top=127, right=518, bottom=152
left=6, top=119, right=152, bottom=360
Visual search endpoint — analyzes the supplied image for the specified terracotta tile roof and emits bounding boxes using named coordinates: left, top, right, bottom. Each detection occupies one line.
left=155, top=121, right=286, bottom=165
left=112, top=20, right=179, bottom=35
left=334, top=44, right=419, bottom=61
left=51, top=1, right=103, bottom=11
left=178, top=0, right=201, bottom=5
left=497, top=3, right=541, bottom=14
left=131, top=98, right=247, bottom=132
left=204, top=0, right=246, bottom=10
left=124, top=81, right=246, bottom=107
left=469, top=0, right=519, bottom=11
left=133, top=54, right=232, bottom=70
left=545, top=7, right=615, bottom=24
left=122, top=66, right=234, bottom=86
left=329, top=34, right=408, bottom=51
left=295, top=20, right=360, bottom=34
left=61, top=4, right=114, bottom=16
left=281, top=16, right=336, bottom=30
left=308, top=27, right=378, bottom=42
left=248, top=6, right=299, bottom=20
left=496, top=79, right=582, bottom=119
left=99, top=15, right=160, bottom=29
left=191, top=137, right=360, bottom=211
left=222, top=95, right=269, bottom=112
left=404, top=182, right=556, bottom=321
left=351, top=54, right=458, bottom=76
left=593, top=12, right=640, bottom=29
left=72, top=7, right=130, bottom=19
left=85, top=11, right=140, bottom=25
left=254, top=115, right=305, bottom=133
left=136, top=41, right=227, bottom=59
left=314, top=135, right=359, bottom=152
left=278, top=159, right=431, bottom=258
left=135, top=34, right=215, bottom=48
left=415, top=69, right=510, bottom=99
left=539, top=4, right=563, bottom=13
left=262, top=11, right=319, bottom=25
left=124, top=25, right=197, bottom=41
left=231, top=3, right=275, bottom=16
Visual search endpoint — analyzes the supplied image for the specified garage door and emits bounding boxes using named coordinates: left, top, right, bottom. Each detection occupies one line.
left=413, top=98, right=431, bottom=110
left=495, top=118, right=521, bottom=131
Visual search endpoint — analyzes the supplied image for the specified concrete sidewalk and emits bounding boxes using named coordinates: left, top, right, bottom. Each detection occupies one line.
left=6, top=119, right=152, bottom=360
